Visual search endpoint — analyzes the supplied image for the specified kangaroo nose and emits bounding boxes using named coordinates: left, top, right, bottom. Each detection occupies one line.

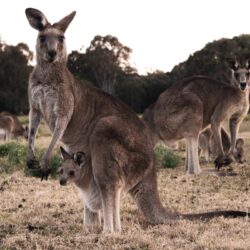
left=59, top=179, right=67, bottom=186
left=240, top=82, right=247, bottom=90
left=48, top=50, right=57, bottom=60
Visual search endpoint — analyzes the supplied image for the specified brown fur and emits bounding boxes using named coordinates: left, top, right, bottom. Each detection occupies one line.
left=143, top=65, right=249, bottom=174
left=25, top=8, right=249, bottom=232
left=0, top=112, right=28, bottom=141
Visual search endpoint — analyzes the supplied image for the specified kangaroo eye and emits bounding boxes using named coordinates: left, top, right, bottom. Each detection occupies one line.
left=58, top=35, right=65, bottom=43
left=234, top=72, right=239, bottom=79
left=39, top=35, right=46, bottom=43
left=69, top=170, right=75, bottom=177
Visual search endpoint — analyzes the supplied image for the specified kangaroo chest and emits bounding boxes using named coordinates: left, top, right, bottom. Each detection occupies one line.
left=31, top=83, right=59, bottom=131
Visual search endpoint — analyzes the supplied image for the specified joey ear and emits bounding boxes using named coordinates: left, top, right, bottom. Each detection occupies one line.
left=73, top=151, right=86, bottom=166
left=60, top=147, right=72, bottom=161
left=226, top=58, right=239, bottom=71
left=53, top=11, right=76, bottom=32
left=25, top=8, right=49, bottom=31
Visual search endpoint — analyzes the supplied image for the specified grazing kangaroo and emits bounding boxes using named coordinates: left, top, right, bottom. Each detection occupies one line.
left=143, top=60, right=249, bottom=174
left=25, top=8, right=249, bottom=232
left=199, top=127, right=245, bottom=166
left=0, top=112, right=28, bottom=141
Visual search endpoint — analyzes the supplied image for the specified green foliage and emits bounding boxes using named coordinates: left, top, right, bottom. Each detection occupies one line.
left=0, top=142, right=27, bottom=174
left=0, top=42, right=33, bottom=114
left=0, top=142, right=62, bottom=179
left=154, top=144, right=180, bottom=169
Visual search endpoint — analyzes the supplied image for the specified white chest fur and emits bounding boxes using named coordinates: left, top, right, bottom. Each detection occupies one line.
left=31, top=83, right=59, bottom=130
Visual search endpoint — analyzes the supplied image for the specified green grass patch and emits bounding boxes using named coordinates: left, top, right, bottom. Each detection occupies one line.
left=18, top=115, right=29, bottom=125
left=154, top=144, right=181, bottom=169
left=0, top=142, right=62, bottom=179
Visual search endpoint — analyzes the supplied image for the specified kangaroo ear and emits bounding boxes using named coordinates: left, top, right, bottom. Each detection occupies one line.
left=73, top=151, right=86, bottom=167
left=60, top=147, right=72, bottom=160
left=226, top=58, right=239, bottom=71
left=25, top=8, right=49, bottom=31
left=53, top=11, right=76, bottom=32
left=246, top=60, right=250, bottom=70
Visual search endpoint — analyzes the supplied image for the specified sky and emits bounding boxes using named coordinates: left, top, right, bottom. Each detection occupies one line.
left=1, top=0, right=250, bottom=74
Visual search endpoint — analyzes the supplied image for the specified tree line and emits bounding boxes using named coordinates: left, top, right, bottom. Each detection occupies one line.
left=1, top=34, right=250, bottom=114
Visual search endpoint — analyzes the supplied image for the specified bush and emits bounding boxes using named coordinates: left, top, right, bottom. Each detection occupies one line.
left=154, top=144, right=180, bottom=169
left=0, top=142, right=62, bottom=178
left=0, top=142, right=27, bottom=174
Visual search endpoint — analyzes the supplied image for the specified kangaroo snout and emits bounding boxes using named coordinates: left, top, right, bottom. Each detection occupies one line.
left=48, top=50, right=57, bottom=62
left=59, top=178, right=67, bottom=186
left=240, top=82, right=247, bottom=90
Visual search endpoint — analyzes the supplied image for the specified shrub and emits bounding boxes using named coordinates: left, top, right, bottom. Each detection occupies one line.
left=0, top=142, right=62, bottom=179
left=0, top=142, right=27, bottom=174
left=154, top=144, right=180, bottom=169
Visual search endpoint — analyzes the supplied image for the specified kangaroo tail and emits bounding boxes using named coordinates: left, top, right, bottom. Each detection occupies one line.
left=180, top=210, right=249, bottom=220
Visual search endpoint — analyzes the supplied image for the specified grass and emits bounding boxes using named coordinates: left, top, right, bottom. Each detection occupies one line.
left=0, top=117, right=250, bottom=249
left=155, top=144, right=181, bottom=169
left=0, top=120, right=62, bottom=179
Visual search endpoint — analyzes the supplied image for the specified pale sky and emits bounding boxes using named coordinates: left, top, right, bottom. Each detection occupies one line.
left=1, top=0, right=250, bottom=74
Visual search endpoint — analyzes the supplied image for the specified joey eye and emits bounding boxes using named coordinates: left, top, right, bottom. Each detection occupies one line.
left=39, top=35, right=46, bottom=43
left=69, top=170, right=75, bottom=177
left=58, top=35, right=65, bottom=43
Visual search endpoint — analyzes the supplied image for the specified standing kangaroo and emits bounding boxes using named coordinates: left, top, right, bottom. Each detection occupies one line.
left=198, top=127, right=245, bottom=166
left=0, top=112, right=28, bottom=141
left=143, top=61, right=249, bottom=174
left=25, top=8, right=249, bottom=232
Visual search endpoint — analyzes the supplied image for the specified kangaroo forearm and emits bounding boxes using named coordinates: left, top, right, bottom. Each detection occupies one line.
left=28, top=109, right=41, bottom=156
left=42, top=117, right=70, bottom=161
left=211, top=124, right=224, bottom=155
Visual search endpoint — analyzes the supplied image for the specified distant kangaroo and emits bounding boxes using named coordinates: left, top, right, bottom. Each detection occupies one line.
left=25, top=8, right=249, bottom=232
left=198, top=127, right=245, bottom=166
left=0, top=112, right=28, bottom=141
left=143, top=61, right=249, bottom=174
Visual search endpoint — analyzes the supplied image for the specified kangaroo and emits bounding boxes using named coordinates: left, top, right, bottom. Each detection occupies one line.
left=59, top=147, right=249, bottom=231
left=25, top=8, right=249, bottom=232
left=199, top=127, right=245, bottom=166
left=143, top=60, right=250, bottom=174
left=0, top=112, right=28, bottom=141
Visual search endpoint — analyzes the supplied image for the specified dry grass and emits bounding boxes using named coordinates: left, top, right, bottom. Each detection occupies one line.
left=1, top=118, right=250, bottom=249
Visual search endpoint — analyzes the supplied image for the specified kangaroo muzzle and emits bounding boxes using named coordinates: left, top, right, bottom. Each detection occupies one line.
left=59, top=178, right=67, bottom=186
left=240, top=82, right=247, bottom=90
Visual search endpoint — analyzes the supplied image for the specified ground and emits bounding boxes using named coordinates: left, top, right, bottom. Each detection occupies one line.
left=0, top=118, right=250, bottom=250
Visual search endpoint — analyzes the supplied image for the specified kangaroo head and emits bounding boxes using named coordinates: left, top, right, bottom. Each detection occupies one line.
left=25, top=8, right=76, bottom=64
left=58, top=147, right=86, bottom=186
left=227, top=59, right=250, bottom=92
left=234, top=138, right=245, bottom=163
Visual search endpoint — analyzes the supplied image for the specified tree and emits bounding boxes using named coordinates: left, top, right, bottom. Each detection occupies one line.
left=68, top=35, right=136, bottom=95
left=0, top=42, right=33, bottom=114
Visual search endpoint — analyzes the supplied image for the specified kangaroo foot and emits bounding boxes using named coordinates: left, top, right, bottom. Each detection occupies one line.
left=214, top=155, right=233, bottom=170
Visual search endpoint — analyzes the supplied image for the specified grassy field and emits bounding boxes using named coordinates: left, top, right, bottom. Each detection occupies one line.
left=0, top=118, right=250, bottom=249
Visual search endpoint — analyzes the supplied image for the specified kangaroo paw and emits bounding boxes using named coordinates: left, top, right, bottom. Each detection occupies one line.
left=27, top=158, right=40, bottom=169
left=40, top=167, right=51, bottom=181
